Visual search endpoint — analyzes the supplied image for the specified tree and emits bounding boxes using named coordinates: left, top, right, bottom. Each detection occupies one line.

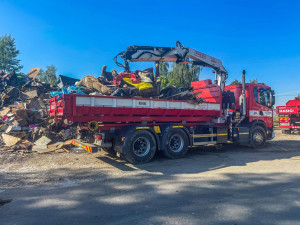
left=168, top=61, right=201, bottom=88
left=159, top=62, right=170, bottom=89
left=159, top=61, right=169, bottom=77
left=0, top=34, right=23, bottom=72
left=44, top=65, right=58, bottom=85
left=230, top=79, right=241, bottom=85
left=37, top=69, right=45, bottom=82
left=249, top=78, right=258, bottom=84
left=36, top=66, right=58, bottom=85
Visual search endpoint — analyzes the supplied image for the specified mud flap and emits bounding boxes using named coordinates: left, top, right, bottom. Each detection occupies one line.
left=216, top=127, right=228, bottom=143
left=233, top=127, right=250, bottom=145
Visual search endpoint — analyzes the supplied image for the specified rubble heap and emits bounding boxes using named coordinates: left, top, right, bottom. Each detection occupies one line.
left=0, top=69, right=75, bottom=154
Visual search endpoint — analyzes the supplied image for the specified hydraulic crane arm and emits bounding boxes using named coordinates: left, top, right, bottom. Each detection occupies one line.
left=114, top=41, right=228, bottom=90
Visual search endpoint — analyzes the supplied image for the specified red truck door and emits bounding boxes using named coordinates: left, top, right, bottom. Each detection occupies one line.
left=249, top=86, right=273, bottom=128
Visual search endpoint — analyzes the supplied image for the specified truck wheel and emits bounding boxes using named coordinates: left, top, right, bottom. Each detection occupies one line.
left=162, top=129, right=189, bottom=159
left=250, top=126, right=266, bottom=148
left=124, top=130, right=156, bottom=164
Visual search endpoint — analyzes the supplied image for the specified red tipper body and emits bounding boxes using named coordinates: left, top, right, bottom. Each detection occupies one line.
left=49, top=89, right=221, bottom=131
left=276, top=97, right=300, bottom=130
left=49, top=80, right=274, bottom=130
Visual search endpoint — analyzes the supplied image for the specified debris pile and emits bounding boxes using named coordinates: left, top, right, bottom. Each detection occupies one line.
left=0, top=66, right=201, bottom=154
left=0, top=68, right=75, bottom=155
left=51, top=65, right=199, bottom=101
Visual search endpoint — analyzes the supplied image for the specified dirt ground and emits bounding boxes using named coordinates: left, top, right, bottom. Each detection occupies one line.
left=1, top=129, right=299, bottom=187
left=1, top=129, right=300, bottom=225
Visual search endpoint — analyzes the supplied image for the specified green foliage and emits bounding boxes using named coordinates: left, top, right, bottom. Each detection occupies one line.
left=160, top=75, right=169, bottom=89
left=159, top=62, right=170, bottom=89
left=158, top=60, right=202, bottom=89
left=39, top=65, right=58, bottom=85
left=45, top=65, right=58, bottom=85
left=230, top=79, right=241, bottom=85
left=230, top=78, right=258, bottom=85
left=0, top=34, right=23, bottom=72
left=37, top=69, right=45, bottom=82
left=159, top=62, right=169, bottom=77
left=249, top=78, right=258, bottom=84
left=168, top=62, right=201, bottom=88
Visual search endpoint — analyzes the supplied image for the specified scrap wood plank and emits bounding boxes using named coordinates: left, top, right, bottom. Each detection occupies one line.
left=1, top=134, right=21, bottom=147
left=27, top=68, right=41, bottom=79
left=0, top=108, right=10, bottom=117
left=34, top=136, right=51, bottom=146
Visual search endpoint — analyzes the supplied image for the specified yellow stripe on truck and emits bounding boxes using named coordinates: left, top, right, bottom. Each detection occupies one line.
left=192, top=134, right=217, bottom=138
left=136, top=127, right=150, bottom=129
left=192, top=133, right=228, bottom=138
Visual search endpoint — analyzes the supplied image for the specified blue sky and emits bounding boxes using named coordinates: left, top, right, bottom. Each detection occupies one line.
left=1, top=0, right=299, bottom=105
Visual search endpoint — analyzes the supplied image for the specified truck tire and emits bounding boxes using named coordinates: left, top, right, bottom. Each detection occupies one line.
left=162, top=129, right=189, bottom=159
left=124, top=130, right=156, bottom=164
left=250, top=126, right=266, bottom=148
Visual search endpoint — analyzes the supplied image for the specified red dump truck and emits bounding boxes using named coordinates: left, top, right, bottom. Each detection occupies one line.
left=49, top=42, right=275, bottom=163
left=276, top=97, right=300, bottom=134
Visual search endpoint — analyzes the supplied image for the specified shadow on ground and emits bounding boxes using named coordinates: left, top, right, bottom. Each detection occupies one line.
left=96, top=139, right=300, bottom=174
left=0, top=171, right=300, bottom=225
left=1, top=138, right=300, bottom=224
left=1, top=139, right=300, bottom=188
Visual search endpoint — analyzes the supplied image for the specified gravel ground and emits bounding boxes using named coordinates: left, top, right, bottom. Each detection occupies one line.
left=0, top=129, right=300, bottom=187
left=0, top=129, right=300, bottom=224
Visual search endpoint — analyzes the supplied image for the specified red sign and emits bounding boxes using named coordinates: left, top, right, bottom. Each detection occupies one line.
left=279, top=108, right=295, bottom=113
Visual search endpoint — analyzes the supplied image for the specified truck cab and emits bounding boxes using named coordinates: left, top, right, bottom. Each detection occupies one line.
left=225, top=83, right=275, bottom=141
left=225, top=83, right=275, bottom=140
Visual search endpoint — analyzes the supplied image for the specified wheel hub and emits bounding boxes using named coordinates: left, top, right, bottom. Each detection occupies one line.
left=169, top=134, right=184, bottom=153
left=133, top=137, right=150, bottom=157
left=253, top=132, right=263, bottom=144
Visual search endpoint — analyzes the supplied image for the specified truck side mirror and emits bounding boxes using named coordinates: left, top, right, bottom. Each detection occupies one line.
left=270, top=90, right=275, bottom=106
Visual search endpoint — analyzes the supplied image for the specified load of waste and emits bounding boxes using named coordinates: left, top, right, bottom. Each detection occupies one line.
left=0, top=66, right=201, bottom=155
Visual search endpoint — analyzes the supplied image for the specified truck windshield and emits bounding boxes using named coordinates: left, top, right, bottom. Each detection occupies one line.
left=259, top=88, right=270, bottom=107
